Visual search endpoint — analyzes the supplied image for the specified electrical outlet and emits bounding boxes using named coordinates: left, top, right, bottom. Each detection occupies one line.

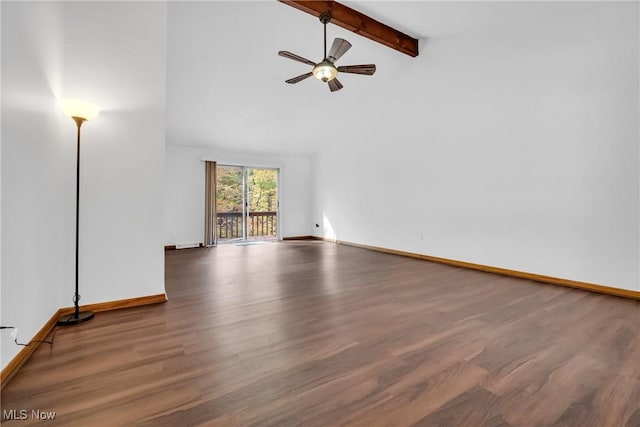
left=419, top=235, right=424, bottom=240
left=10, top=328, right=18, bottom=340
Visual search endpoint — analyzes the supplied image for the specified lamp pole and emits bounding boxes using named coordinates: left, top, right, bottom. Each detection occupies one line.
left=57, top=104, right=97, bottom=326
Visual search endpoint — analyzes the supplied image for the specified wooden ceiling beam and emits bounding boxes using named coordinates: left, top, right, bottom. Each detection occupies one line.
left=279, top=0, right=419, bottom=57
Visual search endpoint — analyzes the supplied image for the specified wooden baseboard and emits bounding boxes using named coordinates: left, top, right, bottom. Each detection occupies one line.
left=58, top=293, right=167, bottom=315
left=1, top=293, right=167, bottom=390
left=282, top=235, right=314, bottom=241
left=165, top=244, right=204, bottom=250
left=0, top=310, right=61, bottom=390
left=312, top=236, right=640, bottom=301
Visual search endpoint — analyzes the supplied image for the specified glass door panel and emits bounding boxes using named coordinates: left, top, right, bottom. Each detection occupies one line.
left=246, top=168, right=278, bottom=240
left=215, top=165, right=244, bottom=242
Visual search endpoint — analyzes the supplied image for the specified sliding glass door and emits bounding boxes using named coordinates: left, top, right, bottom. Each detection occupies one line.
left=215, top=165, right=278, bottom=242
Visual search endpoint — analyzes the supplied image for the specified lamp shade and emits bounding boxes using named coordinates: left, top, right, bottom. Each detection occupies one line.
left=60, top=99, right=100, bottom=121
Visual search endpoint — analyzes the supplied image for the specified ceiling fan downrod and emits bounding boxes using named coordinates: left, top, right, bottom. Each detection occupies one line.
left=319, top=13, right=331, bottom=60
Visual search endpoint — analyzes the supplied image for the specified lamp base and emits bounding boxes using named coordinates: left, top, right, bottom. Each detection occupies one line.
left=57, top=311, right=94, bottom=326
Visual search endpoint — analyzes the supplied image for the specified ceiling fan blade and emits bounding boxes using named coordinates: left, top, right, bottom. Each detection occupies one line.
left=327, top=38, right=352, bottom=63
left=278, top=51, right=316, bottom=67
left=285, top=72, right=313, bottom=84
left=328, top=78, right=343, bottom=92
left=337, top=64, right=377, bottom=76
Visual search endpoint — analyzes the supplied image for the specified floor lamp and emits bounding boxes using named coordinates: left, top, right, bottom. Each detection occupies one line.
left=57, top=99, right=100, bottom=326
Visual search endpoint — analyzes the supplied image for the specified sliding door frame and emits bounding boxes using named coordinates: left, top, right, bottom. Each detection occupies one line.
left=216, top=164, right=281, bottom=242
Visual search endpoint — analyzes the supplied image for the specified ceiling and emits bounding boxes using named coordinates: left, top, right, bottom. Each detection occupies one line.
left=165, top=1, right=607, bottom=155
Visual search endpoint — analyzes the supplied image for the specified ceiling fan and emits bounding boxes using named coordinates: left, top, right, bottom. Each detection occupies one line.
left=278, top=13, right=376, bottom=92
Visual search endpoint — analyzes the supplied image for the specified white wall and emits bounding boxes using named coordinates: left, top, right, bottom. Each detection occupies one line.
left=313, top=3, right=639, bottom=291
left=1, top=1, right=168, bottom=370
left=61, top=1, right=167, bottom=303
left=165, top=144, right=311, bottom=245
left=1, top=2, right=69, bottom=369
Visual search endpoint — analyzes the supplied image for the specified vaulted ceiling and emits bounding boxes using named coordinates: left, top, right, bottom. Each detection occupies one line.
left=165, top=1, right=606, bottom=155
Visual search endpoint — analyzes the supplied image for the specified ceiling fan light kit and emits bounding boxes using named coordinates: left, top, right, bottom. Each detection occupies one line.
left=278, top=13, right=376, bottom=92
left=312, top=61, right=337, bottom=82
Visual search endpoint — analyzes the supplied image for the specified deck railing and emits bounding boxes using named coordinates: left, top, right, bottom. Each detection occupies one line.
left=217, top=211, right=277, bottom=240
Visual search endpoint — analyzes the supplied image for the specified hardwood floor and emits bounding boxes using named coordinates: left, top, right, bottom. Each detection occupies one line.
left=2, top=241, right=639, bottom=426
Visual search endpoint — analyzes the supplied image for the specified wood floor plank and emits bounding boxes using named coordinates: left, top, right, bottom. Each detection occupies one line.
left=1, top=241, right=639, bottom=426
left=410, top=386, right=503, bottom=427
